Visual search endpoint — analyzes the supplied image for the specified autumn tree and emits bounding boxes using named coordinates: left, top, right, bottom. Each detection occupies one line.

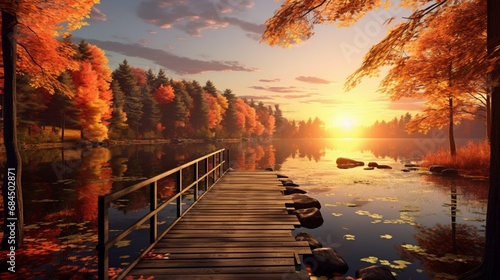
left=263, top=0, right=500, bottom=278
left=71, top=40, right=112, bottom=141
left=1, top=0, right=98, bottom=249
left=378, top=0, right=490, bottom=157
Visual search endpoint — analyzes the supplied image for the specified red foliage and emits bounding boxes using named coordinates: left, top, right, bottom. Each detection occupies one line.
left=153, top=85, right=175, bottom=104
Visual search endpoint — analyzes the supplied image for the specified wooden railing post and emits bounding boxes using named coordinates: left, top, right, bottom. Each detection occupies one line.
left=149, top=182, right=157, bottom=243
left=194, top=162, right=199, bottom=201
left=226, top=149, right=230, bottom=171
left=97, top=196, right=109, bottom=280
left=205, top=158, right=209, bottom=192
left=212, top=154, right=216, bottom=184
left=176, top=170, right=183, bottom=217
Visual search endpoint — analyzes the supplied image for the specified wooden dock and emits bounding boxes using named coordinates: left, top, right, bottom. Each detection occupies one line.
left=127, top=170, right=312, bottom=280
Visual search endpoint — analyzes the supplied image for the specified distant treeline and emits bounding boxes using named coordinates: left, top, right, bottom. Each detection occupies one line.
left=4, top=41, right=487, bottom=143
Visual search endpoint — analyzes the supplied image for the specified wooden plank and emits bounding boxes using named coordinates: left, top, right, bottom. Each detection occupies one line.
left=132, top=265, right=295, bottom=274
left=160, top=237, right=297, bottom=242
left=155, top=252, right=296, bottom=259
left=135, top=257, right=295, bottom=268
left=170, top=224, right=296, bottom=230
left=151, top=247, right=312, bottom=254
left=126, top=273, right=309, bottom=280
left=157, top=241, right=310, bottom=248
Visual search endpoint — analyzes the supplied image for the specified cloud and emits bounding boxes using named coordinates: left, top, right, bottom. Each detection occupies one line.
left=259, top=78, right=281, bottom=83
left=82, top=38, right=257, bottom=75
left=136, top=0, right=264, bottom=37
left=90, top=7, right=107, bottom=22
left=282, top=94, right=313, bottom=99
left=238, top=95, right=274, bottom=100
left=249, top=86, right=303, bottom=93
left=387, top=97, right=425, bottom=111
left=295, top=76, right=331, bottom=84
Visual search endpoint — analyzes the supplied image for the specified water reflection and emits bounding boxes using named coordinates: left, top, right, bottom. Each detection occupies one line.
left=0, top=138, right=487, bottom=279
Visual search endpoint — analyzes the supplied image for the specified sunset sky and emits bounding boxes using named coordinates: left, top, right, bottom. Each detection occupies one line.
left=73, top=0, right=425, bottom=129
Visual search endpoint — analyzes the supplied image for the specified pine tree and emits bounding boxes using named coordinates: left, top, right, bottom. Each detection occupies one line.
left=112, top=60, right=143, bottom=137
left=185, top=80, right=209, bottom=136
left=108, top=79, right=128, bottom=138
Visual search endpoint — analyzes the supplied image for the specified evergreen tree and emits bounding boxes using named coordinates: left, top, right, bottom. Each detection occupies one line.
left=112, top=60, right=143, bottom=137
left=185, top=80, right=209, bottom=135
left=221, top=89, right=240, bottom=137
left=108, top=80, right=128, bottom=138
left=203, top=80, right=218, bottom=96
left=155, top=69, right=169, bottom=88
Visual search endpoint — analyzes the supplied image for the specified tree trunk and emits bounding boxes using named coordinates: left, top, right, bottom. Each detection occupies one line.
left=458, top=0, right=500, bottom=278
left=486, top=93, right=491, bottom=142
left=1, top=9, right=24, bottom=249
left=449, top=96, right=456, bottom=157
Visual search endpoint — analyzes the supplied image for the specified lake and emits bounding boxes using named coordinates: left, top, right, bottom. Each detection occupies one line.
left=0, top=138, right=488, bottom=279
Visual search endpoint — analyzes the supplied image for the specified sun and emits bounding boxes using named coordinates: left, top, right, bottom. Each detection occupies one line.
left=331, top=114, right=357, bottom=130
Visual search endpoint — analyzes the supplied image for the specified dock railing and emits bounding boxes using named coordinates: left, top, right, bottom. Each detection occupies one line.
left=97, top=148, right=230, bottom=280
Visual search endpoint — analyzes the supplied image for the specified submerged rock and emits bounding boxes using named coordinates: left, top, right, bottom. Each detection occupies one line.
left=364, top=167, right=375, bottom=170
left=280, top=179, right=300, bottom=187
left=355, top=265, right=397, bottom=280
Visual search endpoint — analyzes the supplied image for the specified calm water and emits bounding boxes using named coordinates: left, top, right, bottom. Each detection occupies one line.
left=0, top=138, right=488, bottom=279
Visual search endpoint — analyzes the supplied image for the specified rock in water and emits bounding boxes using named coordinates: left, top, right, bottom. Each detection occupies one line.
left=355, top=265, right=397, bottom=280
left=368, top=162, right=379, bottom=167
left=295, top=232, right=323, bottom=250
left=336, top=157, right=365, bottom=166
left=289, top=194, right=321, bottom=209
left=283, top=187, right=307, bottom=195
left=429, top=165, right=449, bottom=173
left=304, top=247, right=349, bottom=278
left=294, top=207, right=324, bottom=229
left=442, top=168, right=459, bottom=176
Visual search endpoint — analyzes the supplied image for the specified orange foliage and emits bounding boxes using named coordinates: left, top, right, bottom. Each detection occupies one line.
left=71, top=61, right=109, bottom=141
left=204, top=92, right=227, bottom=130
left=421, top=140, right=490, bottom=177
left=1, top=0, right=99, bottom=94
left=74, top=148, right=113, bottom=221
left=153, top=84, right=175, bottom=104
left=87, top=44, right=113, bottom=123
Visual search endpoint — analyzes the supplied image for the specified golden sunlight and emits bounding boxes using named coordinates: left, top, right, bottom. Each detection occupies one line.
left=331, top=114, right=357, bottom=130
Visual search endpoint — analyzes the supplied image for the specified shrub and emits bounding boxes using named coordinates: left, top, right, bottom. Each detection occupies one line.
left=422, top=140, right=490, bottom=176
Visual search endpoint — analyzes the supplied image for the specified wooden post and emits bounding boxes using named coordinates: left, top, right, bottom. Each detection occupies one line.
left=97, top=196, right=109, bottom=280
left=176, top=170, right=183, bottom=217
left=194, top=162, right=199, bottom=201
left=149, top=181, right=157, bottom=243
left=205, top=158, right=209, bottom=192
left=212, top=154, right=216, bottom=184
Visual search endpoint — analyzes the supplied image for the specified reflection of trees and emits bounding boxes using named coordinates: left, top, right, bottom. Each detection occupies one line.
left=74, top=148, right=113, bottom=222
left=403, top=177, right=486, bottom=278
left=404, top=223, right=484, bottom=277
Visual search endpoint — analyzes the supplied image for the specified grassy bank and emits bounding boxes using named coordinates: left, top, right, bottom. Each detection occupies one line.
left=421, top=140, right=490, bottom=177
